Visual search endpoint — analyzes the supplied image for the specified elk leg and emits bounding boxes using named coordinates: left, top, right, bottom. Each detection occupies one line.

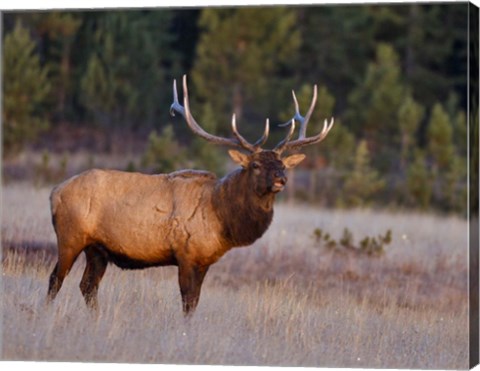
left=47, top=263, right=61, bottom=302
left=178, top=263, right=209, bottom=316
left=79, top=245, right=109, bottom=310
left=47, top=250, right=80, bottom=303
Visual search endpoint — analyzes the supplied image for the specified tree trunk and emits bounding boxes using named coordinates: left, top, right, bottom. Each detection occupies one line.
left=406, top=4, right=420, bottom=80
left=57, top=41, right=71, bottom=121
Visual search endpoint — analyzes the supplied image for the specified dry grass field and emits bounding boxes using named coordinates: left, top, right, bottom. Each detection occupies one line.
left=1, top=182, right=470, bottom=368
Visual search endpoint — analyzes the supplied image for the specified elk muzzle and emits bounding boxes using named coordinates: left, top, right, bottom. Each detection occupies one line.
left=271, top=171, right=287, bottom=193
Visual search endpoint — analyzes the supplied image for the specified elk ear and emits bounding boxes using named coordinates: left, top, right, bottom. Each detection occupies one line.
left=228, top=149, right=250, bottom=168
left=282, top=153, right=306, bottom=169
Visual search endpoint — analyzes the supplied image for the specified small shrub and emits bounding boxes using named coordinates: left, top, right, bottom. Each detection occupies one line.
left=125, top=161, right=137, bottom=172
left=312, top=227, right=392, bottom=257
left=359, top=229, right=392, bottom=256
left=339, top=228, right=354, bottom=249
left=34, top=150, right=69, bottom=185
left=313, top=228, right=337, bottom=249
left=141, top=126, right=186, bottom=173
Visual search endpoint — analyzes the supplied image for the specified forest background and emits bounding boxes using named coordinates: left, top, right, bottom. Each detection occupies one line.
left=2, top=3, right=476, bottom=214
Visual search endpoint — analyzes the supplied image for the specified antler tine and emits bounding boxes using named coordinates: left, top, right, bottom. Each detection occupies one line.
left=170, top=79, right=183, bottom=116
left=181, top=75, right=223, bottom=143
left=278, top=89, right=304, bottom=128
left=231, top=115, right=270, bottom=153
left=171, top=75, right=339, bottom=154
left=282, top=117, right=335, bottom=152
left=299, top=84, right=318, bottom=139
left=170, top=75, right=249, bottom=151
left=252, top=118, right=270, bottom=149
left=273, top=119, right=296, bottom=153
left=274, top=83, right=334, bottom=154
left=279, top=85, right=318, bottom=134
left=231, top=114, right=257, bottom=152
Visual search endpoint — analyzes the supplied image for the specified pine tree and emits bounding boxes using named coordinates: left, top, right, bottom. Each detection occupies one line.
left=427, top=103, right=454, bottom=172
left=397, top=94, right=424, bottom=171
left=80, top=11, right=175, bottom=140
left=3, top=21, right=51, bottom=157
left=404, top=4, right=468, bottom=108
left=35, top=12, right=82, bottom=120
left=444, top=94, right=468, bottom=213
left=427, top=102, right=465, bottom=211
left=191, top=7, right=301, bottom=140
left=297, top=5, right=374, bottom=112
left=446, top=93, right=467, bottom=159
left=443, top=155, right=466, bottom=213
left=342, top=140, right=385, bottom=207
left=320, top=123, right=356, bottom=171
left=406, top=150, right=432, bottom=210
left=141, top=125, right=186, bottom=174
left=346, top=43, right=406, bottom=172
left=81, top=52, right=112, bottom=119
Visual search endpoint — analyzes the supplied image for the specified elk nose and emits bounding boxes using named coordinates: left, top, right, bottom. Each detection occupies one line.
left=275, top=171, right=287, bottom=184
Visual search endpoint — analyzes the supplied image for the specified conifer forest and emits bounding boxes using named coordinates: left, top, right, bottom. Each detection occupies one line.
left=2, top=4, right=476, bottom=211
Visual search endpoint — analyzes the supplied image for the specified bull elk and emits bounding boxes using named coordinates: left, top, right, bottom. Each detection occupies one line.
left=47, top=75, right=334, bottom=315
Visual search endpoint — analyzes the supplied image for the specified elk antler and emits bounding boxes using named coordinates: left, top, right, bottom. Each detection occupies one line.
left=170, top=75, right=269, bottom=153
left=274, top=85, right=334, bottom=154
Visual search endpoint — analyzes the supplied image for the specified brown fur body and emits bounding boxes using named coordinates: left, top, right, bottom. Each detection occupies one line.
left=51, top=169, right=228, bottom=269
left=47, top=151, right=293, bottom=314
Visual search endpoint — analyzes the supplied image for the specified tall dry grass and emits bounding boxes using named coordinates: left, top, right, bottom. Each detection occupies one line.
left=1, top=183, right=470, bottom=368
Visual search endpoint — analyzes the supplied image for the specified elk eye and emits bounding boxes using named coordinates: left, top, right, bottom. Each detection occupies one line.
left=251, top=162, right=260, bottom=170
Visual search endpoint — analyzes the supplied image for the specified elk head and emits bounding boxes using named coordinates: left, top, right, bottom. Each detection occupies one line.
left=169, top=75, right=334, bottom=196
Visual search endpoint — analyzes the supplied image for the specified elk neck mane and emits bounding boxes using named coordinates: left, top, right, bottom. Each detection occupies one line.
left=212, top=168, right=275, bottom=248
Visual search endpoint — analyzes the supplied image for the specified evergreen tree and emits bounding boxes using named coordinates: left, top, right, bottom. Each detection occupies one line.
left=426, top=102, right=465, bottom=211
left=191, top=7, right=301, bottom=140
left=406, top=150, right=432, bottom=210
left=405, top=4, right=468, bottom=108
left=445, top=94, right=467, bottom=213
left=346, top=43, right=406, bottom=172
left=427, top=103, right=454, bottom=172
left=141, top=125, right=186, bottom=174
left=310, top=122, right=355, bottom=206
left=342, top=140, right=385, bottom=207
left=36, top=12, right=82, bottom=121
left=443, top=155, right=466, bottom=213
left=80, top=11, right=175, bottom=140
left=397, top=94, right=424, bottom=171
left=446, top=93, right=467, bottom=158
left=3, top=21, right=51, bottom=157
left=297, top=5, right=374, bottom=112
left=320, top=123, right=356, bottom=171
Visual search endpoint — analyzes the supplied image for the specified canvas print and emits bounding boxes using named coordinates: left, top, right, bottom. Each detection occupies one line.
left=1, top=2, right=479, bottom=369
